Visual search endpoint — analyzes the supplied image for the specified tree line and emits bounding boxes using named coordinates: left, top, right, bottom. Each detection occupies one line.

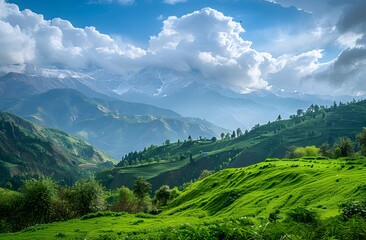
left=0, top=177, right=180, bottom=233
left=286, top=127, right=366, bottom=159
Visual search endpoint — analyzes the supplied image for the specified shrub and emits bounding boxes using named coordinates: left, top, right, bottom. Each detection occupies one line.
left=340, top=201, right=366, bottom=220
left=287, top=207, right=318, bottom=224
left=269, top=209, right=281, bottom=222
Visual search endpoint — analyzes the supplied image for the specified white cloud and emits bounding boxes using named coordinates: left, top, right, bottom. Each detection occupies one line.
left=0, top=0, right=145, bottom=72
left=164, top=0, right=187, bottom=5
left=1, top=0, right=366, bottom=96
left=148, top=8, right=275, bottom=92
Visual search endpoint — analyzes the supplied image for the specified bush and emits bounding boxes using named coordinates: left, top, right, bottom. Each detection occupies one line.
left=340, top=201, right=366, bottom=220
left=287, top=206, right=318, bottom=224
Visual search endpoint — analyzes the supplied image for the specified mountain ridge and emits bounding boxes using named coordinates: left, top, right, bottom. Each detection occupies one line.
left=0, top=111, right=115, bottom=187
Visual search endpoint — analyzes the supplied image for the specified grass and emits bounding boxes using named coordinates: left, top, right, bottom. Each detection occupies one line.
left=116, top=158, right=190, bottom=180
left=164, top=158, right=366, bottom=220
left=2, top=157, right=366, bottom=239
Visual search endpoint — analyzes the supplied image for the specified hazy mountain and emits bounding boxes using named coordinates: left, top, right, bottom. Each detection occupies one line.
left=0, top=89, right=226, bottom=158
left=1, top=68, right=338, bottom=130
left=0, top=111, right=115, bottom=186
left=0, top=72, right=114, bottom=101
left=79, top=67, right=336, bottom=130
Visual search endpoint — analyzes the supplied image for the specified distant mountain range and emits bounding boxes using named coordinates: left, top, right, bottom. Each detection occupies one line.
left=0, top=83, right=226, bottom=158
left=1, top=67, right=341, bottom=131
left=79, top=67, right=337, bottom=129
left=0, top=111, right=114, bottom=187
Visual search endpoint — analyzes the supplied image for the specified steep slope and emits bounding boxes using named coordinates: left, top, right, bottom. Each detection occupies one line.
left=101, top=99, right=366, bottom=190
left=0, top=111, right=115, bottom=187
left=0, top=89, right=226, bottom=158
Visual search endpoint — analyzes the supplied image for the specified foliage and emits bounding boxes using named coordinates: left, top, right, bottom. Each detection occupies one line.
left=20, top=178, right=57, bottom=226
left=268, top=209, right=281, bottom=222
left=340, top=200, right=366, bottom=220
left=154, top=185, right=172, bottom=207
left=112, top=186, right=138, bottom=213
left=198, top=169, right=214, bottom=180
left=133, top=177, right=152, bottom=200
left=68, top=179, right=106, bottom=217
left=286, top=146, right=319, bottom=158
left=334, top=137, right=354, bottom=158
left=357, top=127, right=366, bottom=155
left=286, top=206, right=318, bottom=224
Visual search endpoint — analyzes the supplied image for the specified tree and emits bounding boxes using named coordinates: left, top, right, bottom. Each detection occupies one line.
left=220, top=132, right=225, bottom=140
left=154, top=185, right=171, bottom=207
left=198, top=169, right=214, bottom=180
left=164, top=139, right=171, bottom=145
left=225, top=133, right=231, bottom=140
left=231, top=130, right=236, bottom=139
left=188, top=135, right=192, bottom=141
left=133, top=177, right=152, bottom=212
left=69, top=179, right=106, bottom=217
left=211, top=136, right=217, bottom=142
left=236, top=128, right=243, bottom=137
left=277, top=115, right=282, bottom=121
left=113, top=186, right=137, bottom=213
left=296, top=109, right=303, bottom=117
left=319, top=142, right=332, bottom=158
left=334, top=137, right=354, bottom=158
left=189, top=152, right=194, bottom=163
left=133, top=177, right=152, bottom=201
left=20, top=178, right=57, bottom=226
left=357, top=127, right=366, bottom=155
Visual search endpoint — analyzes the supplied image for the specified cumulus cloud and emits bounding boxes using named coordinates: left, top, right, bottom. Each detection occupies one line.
left=148, top=8, right=276, bottom=92
left=1, top=0, right=365, bottom=96
left=0, top=0, right=145, bottom=73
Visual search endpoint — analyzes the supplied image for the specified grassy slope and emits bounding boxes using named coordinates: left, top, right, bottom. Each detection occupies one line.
left=0, top=111, right=116, bottom=185
left=102, top=100, right=366, bottom=190
left=165, top=158, right=366, bottom=219
left=2, top=157, right=366, bottom=239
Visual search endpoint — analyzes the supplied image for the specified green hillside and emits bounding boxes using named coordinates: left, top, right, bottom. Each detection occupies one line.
left=99, top=99, right=366, bottom=190
left=2, top=157, right=366, bottom=239
left=0, top=111, right=115, bottom=187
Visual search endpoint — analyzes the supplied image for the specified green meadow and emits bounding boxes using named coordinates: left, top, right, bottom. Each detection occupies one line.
left=2, top=157, right=366, bottom=240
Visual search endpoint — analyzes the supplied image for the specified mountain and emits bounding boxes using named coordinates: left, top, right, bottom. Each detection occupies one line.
left=0, top=72, right=113, bottom=100
left=98, top=98, right=366, bottom=190
left=86, top=67, right=335, bottom=130
left=0, top=89, right=226, bottom=158
left=0, top=69, right=338, bottom=130
left=0, top=111, right=115, bottom=187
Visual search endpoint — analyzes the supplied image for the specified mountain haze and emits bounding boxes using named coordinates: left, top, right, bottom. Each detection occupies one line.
left=0, top=88, right=226, bottom=158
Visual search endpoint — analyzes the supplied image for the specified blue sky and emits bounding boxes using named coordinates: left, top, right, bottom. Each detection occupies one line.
left=1, top=0, right=365, bottom=96
left=8, top=0, right=312, bottom=52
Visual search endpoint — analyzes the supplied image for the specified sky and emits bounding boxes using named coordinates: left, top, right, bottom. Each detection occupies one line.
left=1, top=0, right=366, bottom=96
